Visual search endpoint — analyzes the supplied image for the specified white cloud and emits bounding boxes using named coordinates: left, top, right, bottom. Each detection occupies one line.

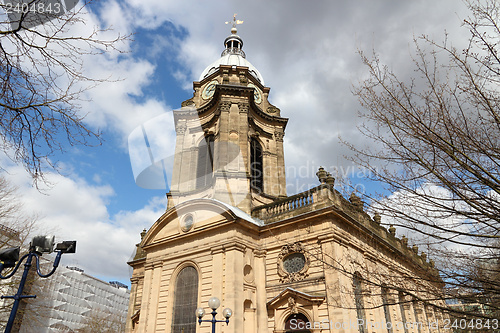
left=113, top=0, right=470, bottom=193
left=0, top=0, right=480, bottom=284
left=50, top=0, right=473, bottom=187
left=1, top=161, right=165, bottom=283
left=369, top=183, right=478, bottom=254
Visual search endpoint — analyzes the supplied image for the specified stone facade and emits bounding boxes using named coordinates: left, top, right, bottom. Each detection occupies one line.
left=127, top=26, right=447, bottom=333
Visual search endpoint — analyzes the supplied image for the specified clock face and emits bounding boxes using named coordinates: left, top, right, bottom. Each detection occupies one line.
left=202, top=80, right=218, bottom=100
left=248, top=83, right=262, bottom=104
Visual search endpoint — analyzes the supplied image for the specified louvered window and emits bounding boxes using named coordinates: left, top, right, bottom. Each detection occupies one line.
left=196, top=135, right=214, bottom=189
left=250, top=139, right=263, bottom=192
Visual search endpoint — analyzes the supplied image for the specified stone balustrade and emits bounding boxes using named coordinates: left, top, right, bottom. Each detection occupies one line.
left=252, top=185, right=329, bottom=221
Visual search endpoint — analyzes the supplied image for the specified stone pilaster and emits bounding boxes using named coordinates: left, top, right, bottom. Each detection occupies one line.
left=254, top=249, right=268, bottom=332
left=125, top=277, right=140, bottom=333
left=224, top=243, right=246, bottom=333
left=146, top=262, right=163, bottom=332
left=319, top=235, right=348, bottom=333
left=137, top=263, right=154, bottom=333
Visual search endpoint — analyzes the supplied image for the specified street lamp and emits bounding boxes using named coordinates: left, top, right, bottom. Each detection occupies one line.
left=196, top=296, right=232, bottom=333
left=0, top=236, right=76, bottom=333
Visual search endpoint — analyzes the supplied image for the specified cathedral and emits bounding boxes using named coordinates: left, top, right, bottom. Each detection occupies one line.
left=126, top=19, right=447, bottom=333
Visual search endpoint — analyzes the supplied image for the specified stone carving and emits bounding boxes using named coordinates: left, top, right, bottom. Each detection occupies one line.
left=389, top=225, right=396, bottom=236
left=274, top=130, right=284, bottom=142
left=278, top=242, right=310, bottom=283
left=401, top=235, right=408, bottom=247
left=181, top=97, right=195, bottom=107
left=288, top=297, right=298, bottom=314
left=239, top=71, right=248, bottom=85
left=133, top=229, right=147, bottom=260
left=349, top=192, right=364, bottom=211
left=316, top=167, right=327, bottom=183
left=267, top=105, right=280, bottom=114
left=176, top=120, right=187, bottom=135
left=219, top=101, right=231, bottom=112
left=222, top=69, right=230, bottom=84
left=238, top=102, right=249, bottom=113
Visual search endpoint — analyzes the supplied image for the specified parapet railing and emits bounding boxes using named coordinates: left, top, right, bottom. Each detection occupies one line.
left=252, top=185, right=329, bottom=220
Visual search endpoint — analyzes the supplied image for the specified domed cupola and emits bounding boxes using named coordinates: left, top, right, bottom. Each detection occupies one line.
left=222, top=27, right=245, bottom=57
left=199, top=16, right=265, bottom=84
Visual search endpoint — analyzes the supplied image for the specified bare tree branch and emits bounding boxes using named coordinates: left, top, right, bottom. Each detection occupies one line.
left=0, top=0, right=130, bottom=182
left=348, top=0, right=500, bottom=320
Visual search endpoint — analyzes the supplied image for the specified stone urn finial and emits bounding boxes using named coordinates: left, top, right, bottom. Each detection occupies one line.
left=412, top=245, right=419, bottom=254
left=373, top=213, right=381, bottom=225
left=325, top=172, right=335, bottom=186
left=349, top=192, right=364, bottom=211
left=401, top=235, right=408, bottom=247
left=134, top=228, right=148, bottom=260
left=388, top=225, right=396, bottom=236
left=316, top=167, right=327, bottom=184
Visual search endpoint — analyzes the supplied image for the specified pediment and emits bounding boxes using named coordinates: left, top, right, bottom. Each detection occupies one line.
left=142, top=198, right=262, bottom=248
left=267, top=287, right=325, bottom=311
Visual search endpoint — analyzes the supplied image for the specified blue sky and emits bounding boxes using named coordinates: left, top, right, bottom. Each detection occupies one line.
left=0, top=0, right=471, bottom=285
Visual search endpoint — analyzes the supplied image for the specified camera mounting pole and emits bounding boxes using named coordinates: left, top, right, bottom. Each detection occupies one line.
left=0, top=237, right=76, bottom=333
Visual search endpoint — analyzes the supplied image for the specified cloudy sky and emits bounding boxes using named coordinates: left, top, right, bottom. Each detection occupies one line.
left=0, top=0, right=472, bottom=285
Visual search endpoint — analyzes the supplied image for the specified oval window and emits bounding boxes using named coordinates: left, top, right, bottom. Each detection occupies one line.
left=182, top=215, right=194, bottom=232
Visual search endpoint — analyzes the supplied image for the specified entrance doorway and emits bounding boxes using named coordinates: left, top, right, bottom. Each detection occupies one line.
left=284, top=313, right=311, bottom=333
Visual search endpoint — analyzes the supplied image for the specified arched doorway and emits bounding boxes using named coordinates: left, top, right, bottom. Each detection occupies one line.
left=284, top=313, right=311, bottom=333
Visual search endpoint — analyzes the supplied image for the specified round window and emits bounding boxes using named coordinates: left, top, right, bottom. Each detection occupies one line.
left=181, top=215, right=194, bottom=232
left=283, top=253, right=306, bottom=273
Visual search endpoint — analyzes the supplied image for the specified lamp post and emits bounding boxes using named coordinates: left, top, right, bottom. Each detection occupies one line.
left=196, top=296, right=232, bottom=333
left=0, top=236, right=76, bottom=333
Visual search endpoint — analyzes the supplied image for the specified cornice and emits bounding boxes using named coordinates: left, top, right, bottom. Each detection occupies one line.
left=254, top=249, right=267, bottom=258
left=195, top=84, right=288, bottom=125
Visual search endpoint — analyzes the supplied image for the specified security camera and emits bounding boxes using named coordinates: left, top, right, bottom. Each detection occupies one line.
left=55, top=241, right=76, bottom=254
left=31, top=235, right=55, bottom=254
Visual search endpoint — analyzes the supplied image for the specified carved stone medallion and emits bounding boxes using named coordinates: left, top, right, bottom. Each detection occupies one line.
left=278, top=242, right=310, bottom=283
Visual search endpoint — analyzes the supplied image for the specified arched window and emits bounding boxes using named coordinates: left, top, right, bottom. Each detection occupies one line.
left=354, top=273, right=366, bottom=333
left=250, top=138, right=263, bottom=193
left=285, top=313, right=311, bottom=333
left=171, top=266, right=198, bottom=333
left=196, top=135, right=214, bottom=189
left=381, top=286, right=393, bottom=333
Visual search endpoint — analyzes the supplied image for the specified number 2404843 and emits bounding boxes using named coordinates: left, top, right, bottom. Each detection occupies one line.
left=4, top=1, right=62, bottom=14
left=443, top=319, right=498, bottom=330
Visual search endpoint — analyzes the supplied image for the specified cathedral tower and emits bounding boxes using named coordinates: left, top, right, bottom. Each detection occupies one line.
left=167, top=20, right=288, bottom=214
left=127, top=18, right=448, bottom=333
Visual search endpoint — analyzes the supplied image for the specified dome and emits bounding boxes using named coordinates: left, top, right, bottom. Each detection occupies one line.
left=199, top=53, right=265, bottom=85
left=199, top=26, right=265, bottom=85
